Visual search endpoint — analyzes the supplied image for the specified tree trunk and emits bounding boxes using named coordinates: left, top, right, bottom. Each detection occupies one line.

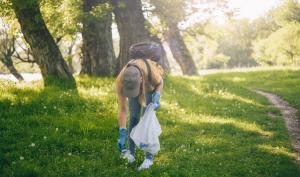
left=66, top=56, right=74, bottom=74
left=7, top=65, right=24, bottom=82
left=1, top=56, right=24, bottom=81
left=65, top=39, right=77, bottom=74
left=81, top=0, right=116, bottom=76
left=111, top=0, right=151, bottom=73
left=12, top=0, right=76, bottom=88
left=166, top=23, right=198, bottom=75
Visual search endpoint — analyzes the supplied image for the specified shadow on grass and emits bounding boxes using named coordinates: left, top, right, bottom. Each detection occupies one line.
left=154, top=120, right=299, bottom=177
left=151, top=76, right=300, bottom=177
left=0, top=82, right=119, bottom=177
left=163, top=77, right=271, bottom=124
left=0, top=75, right=300, bottom=177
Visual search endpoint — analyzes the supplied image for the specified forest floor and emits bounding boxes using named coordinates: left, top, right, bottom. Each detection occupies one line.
left=1, top=68, right=300, bottom=177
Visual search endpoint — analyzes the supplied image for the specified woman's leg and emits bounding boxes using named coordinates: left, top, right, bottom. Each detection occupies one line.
left=142, top=92, right=154, bottom=114
left=128, top=96, right=141, bottom=156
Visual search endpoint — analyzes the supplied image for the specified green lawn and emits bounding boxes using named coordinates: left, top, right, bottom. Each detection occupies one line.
left=1, top=68, right=300, bottom=177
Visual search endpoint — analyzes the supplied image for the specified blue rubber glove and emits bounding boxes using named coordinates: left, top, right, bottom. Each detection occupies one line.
left=152, top=91, right=161, bottom=111
left=117, top=128, right=127, bottom=152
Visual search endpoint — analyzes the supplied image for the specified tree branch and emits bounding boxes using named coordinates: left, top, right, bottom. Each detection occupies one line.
left=13, top=49, right=35, bottom=63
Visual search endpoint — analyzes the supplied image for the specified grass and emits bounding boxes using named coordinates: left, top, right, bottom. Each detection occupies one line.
left=0, top=68, right=300, bottom=177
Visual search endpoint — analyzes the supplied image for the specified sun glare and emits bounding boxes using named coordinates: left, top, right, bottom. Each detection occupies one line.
left=229, top=0, right=281, bottom=19
left=182, top=0, right=282, bottom=27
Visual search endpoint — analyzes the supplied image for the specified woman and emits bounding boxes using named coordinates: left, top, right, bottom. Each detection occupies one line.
left=115, top=42, right=164, bottom=170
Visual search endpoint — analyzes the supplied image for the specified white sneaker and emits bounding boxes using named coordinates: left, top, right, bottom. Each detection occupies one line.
left=121, top=150, right=135, bottom=163
left=138, top=159, right=153, bottom=171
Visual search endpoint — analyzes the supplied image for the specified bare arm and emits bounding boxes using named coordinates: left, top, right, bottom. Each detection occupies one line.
left=118, top=93, right=127, bottom=128
left=155, top=79, right=164, bottom=93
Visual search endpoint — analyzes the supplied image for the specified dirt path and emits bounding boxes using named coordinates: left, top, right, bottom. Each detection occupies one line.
left=255, top=90, right=300, bottom=164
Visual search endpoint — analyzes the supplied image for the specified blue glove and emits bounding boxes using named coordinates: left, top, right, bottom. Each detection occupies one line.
left=117, top=128, right=127, bottom=151
left=152, top=91, right=161, bottom=110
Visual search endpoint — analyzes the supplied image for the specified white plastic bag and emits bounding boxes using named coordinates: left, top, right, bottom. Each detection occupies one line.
left=130, top=103, right=162, bottom=154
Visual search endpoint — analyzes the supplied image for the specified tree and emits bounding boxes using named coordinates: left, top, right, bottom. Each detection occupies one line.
left=216, top=19, right=257, bottom=67
left=184, top=18, right=261, bottom=69
left=149, top=0, right=198, bottom=75
left=272, top=0, right=300, bottom=26
left=40, top=0, right=81, bottom=40
left=166, top=24, right=198, bottom=74
left=252, top=14, right=278, bottom=40
left=252, top=0, right=300, bottom=66
left=56, top=37, right=78, bottom=74
left=81, top=0, right=116, bottom=76
left=111, top=0, right=151, bottom=73
left=253, top=23, right=300, bottom=66
left=150, top=0, right=231, bottom=74
left=0, top=28, right=23, bottom=81
left=11, top=0, right=76, bottom=87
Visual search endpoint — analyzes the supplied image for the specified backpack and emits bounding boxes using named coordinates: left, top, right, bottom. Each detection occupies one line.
left=129, top=41, right=162, bottom=62
left=129, top=41, right=162, bottom=86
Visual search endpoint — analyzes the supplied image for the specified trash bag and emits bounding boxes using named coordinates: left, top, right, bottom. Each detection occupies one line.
left=130, top=103, right=162, bottom=154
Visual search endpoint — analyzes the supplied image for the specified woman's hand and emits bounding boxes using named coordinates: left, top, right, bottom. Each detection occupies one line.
left=152, top=91, right=161, bottom=110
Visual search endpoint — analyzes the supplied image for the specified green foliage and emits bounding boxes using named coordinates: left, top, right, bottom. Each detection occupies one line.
left=204, top=54, right=230, bottom=69
left=251, top=15, right=278, bottom=40
left=81, top=2, right=112, bottom=25
left=253, top=23, right=300, bottom=66
left=2, top=0, right=82, bottom=39
left=149, top=0, right=228, bottom=33
left=185, top=19, right=257, bottom=69
left=89, top=3, right=112, bottom=19
left=144, top=18, right=167, bottom=39
left=216, top=19, right=257, bottom=67
left=184, top=0, right=300, bottom=69
left=1, top=69, right=300, bottom=176
left=272, top=0, right=300, bottom=26
left=117, top=0, right=126, bottom=9
left=0, top=0, right=14, bottom=18
left=251, top=1, right=300, bottom=66
left=150, top=0, right=186, bottom=25
left=40, top=0, right=82, bottom=38
left=184, top=31, right=230, bottom=69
